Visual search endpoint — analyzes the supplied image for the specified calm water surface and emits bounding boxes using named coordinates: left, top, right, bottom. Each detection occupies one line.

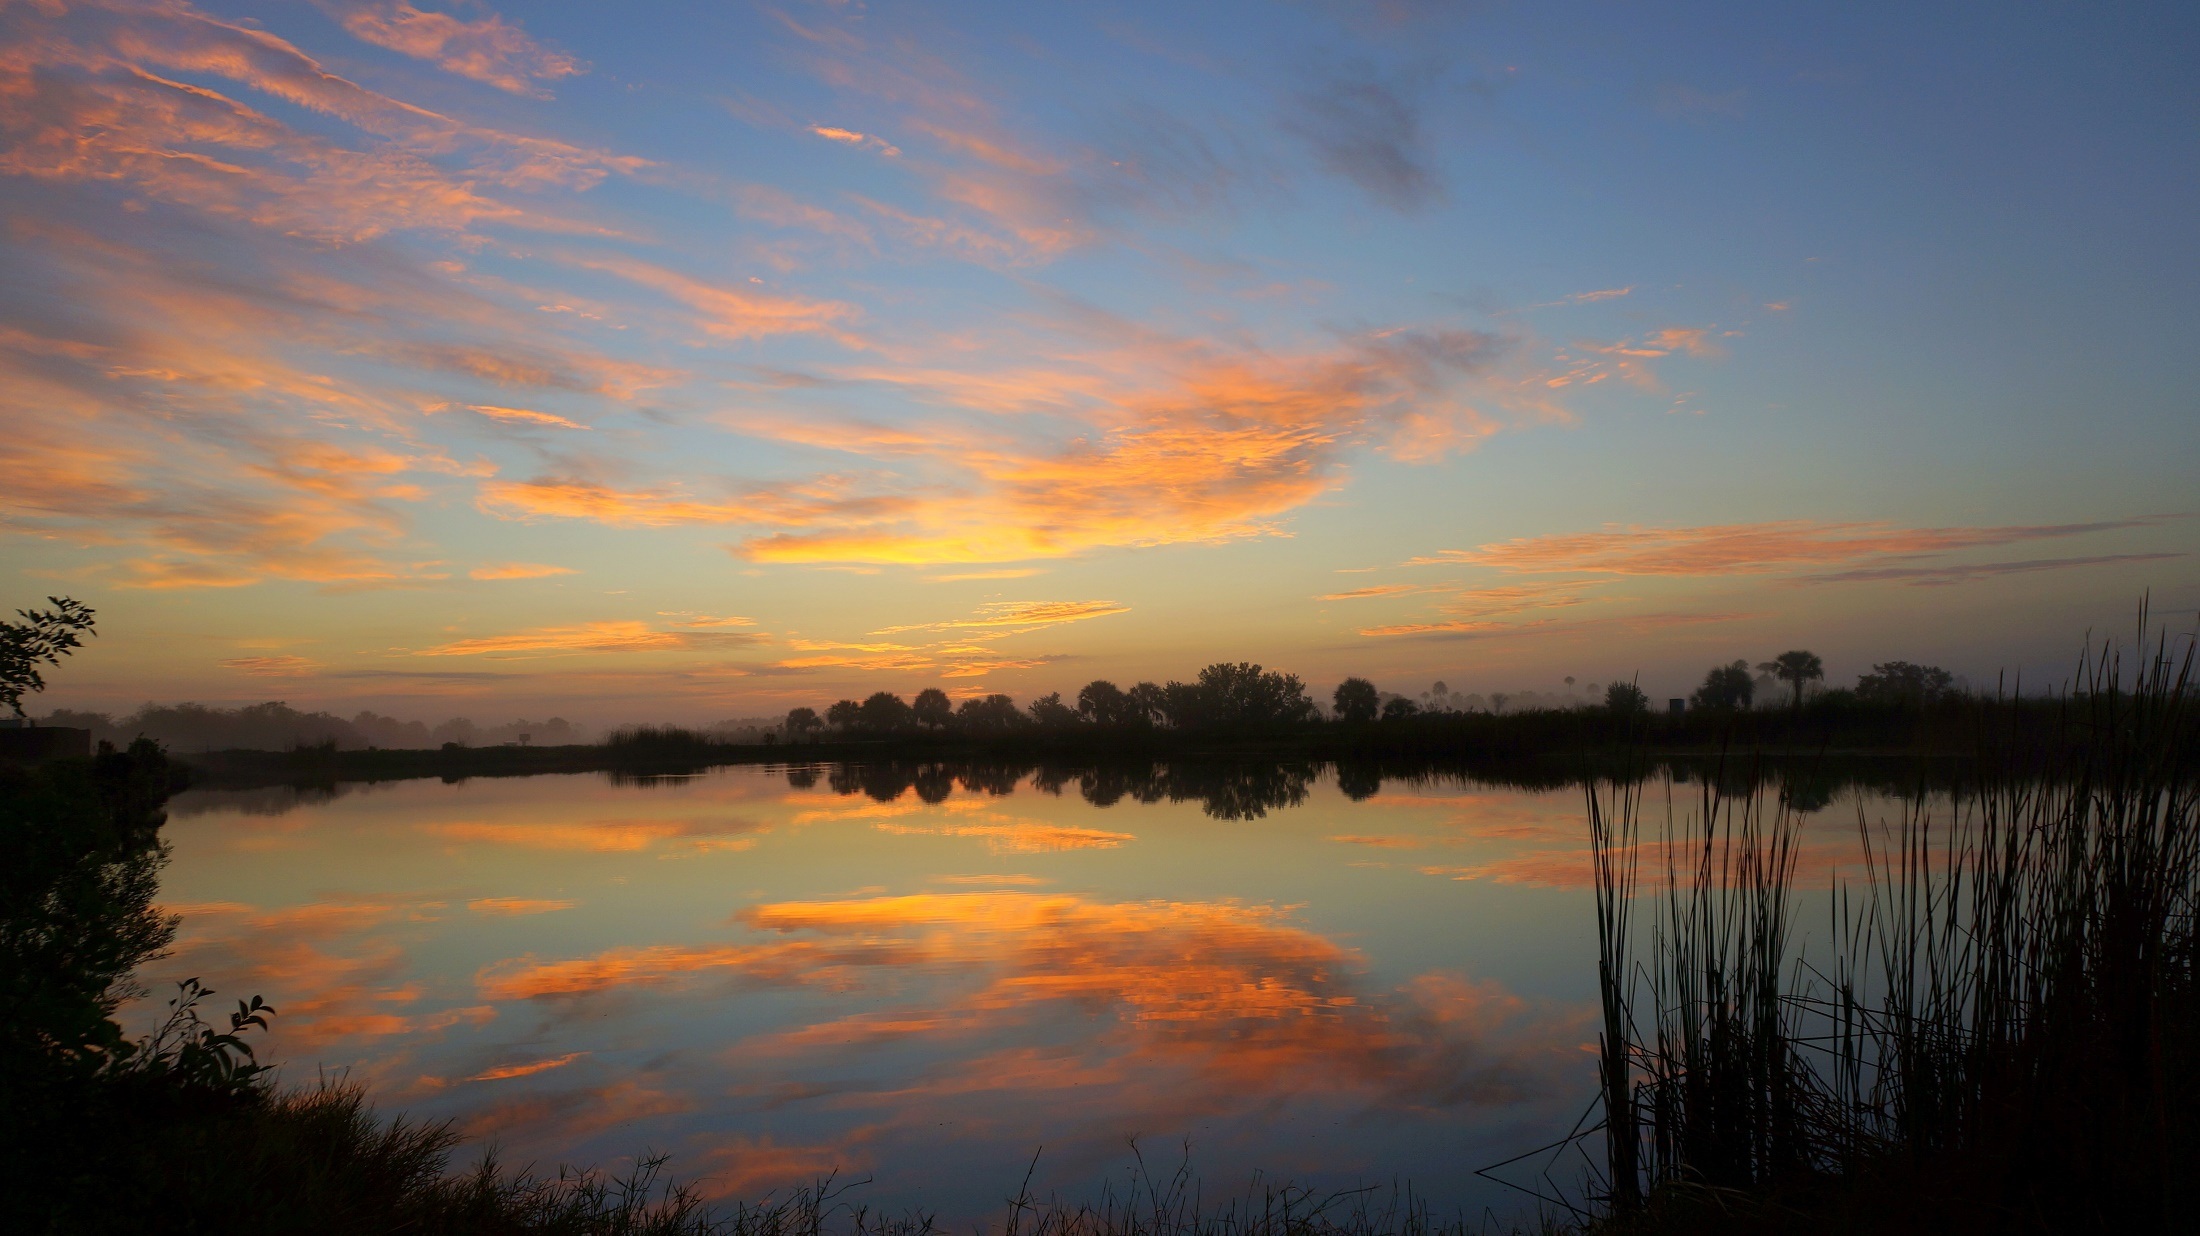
left=146, top=764, right=1880, bottom=1219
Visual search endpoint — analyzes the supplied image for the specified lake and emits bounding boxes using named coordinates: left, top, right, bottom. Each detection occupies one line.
left=146, top=761, right=1893, bottom=1221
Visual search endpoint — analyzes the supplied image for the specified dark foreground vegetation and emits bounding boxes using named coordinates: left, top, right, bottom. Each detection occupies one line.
left=1581, top=629, right=2198, bottom=1233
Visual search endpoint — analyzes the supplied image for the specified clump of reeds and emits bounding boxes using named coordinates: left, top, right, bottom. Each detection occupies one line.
left=1588, top=614, right=2198, bottom=1232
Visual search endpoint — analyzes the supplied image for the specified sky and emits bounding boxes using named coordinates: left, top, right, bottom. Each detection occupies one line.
left=3, top=0, right=2196, bottom=725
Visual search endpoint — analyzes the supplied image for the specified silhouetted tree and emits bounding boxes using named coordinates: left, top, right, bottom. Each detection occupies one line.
left=1165, top=662, right=1315, bottom=729
left=1758, top=650, right=1825, bottom=711
left=1332, top=677, right=1380, bottom=724
left=1027, top=692, right=1079, bottom=728
left=1, top=596, right=96, bottom=719
left=1690, top=660, right=1755, bottom=711
left=1605, top=682, right=1649, bottom=715
left=955, top=693, right=1024, bottom=734
left=911, top=688, right=953, bottom=731
left=858, top=691, right=913, bottom=733
left=1855, top=661, right=1956, bottom=706
left=1126, top=681, right=1166, bottom=726
left=785, top=766, right=821, bottom=790
left=1381, top=697, right=1420, bottom=721
left=825, top=699, right=860, bottom=732
left=1076, top=680, right=1144, bottom=727
left=784, top=706, right=822, bottom=738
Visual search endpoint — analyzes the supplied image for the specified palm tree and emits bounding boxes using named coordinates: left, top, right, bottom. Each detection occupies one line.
left=1757, top=649, right=1824, bottom=711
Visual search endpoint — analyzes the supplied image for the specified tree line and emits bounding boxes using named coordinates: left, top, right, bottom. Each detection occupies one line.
left=780, top=652, right=1971, bottom=739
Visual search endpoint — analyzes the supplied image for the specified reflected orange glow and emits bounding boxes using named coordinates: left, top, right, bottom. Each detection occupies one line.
left=424, top=816, right=766, bottom=852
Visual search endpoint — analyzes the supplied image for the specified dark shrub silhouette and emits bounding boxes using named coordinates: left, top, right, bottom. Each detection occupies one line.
left=1027, top=692, right=1079, bottom=728
left=1381, top=697, right=1420, bottom=721
left=1332, top=677, right=1380, bottom=724
left=1605, top=681, right=1649, bottom=715
left=911, top=687, right=953, bottom=731
left=1690, top=660, right=1755, bottom=711
left=955, top=693, right=1024, bottom=734
left=1855, top=660, right=1956, bottom=706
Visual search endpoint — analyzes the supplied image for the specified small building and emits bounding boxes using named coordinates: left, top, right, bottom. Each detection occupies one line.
left=1669, top=699, right=1686, bottom=716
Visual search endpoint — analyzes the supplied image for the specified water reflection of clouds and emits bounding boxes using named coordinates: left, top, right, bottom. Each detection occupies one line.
left=147, top=766, right=1608, bottom=1216
left=794, top=794, right=1135, bottom=853
left=159, top=895, right=496, bottom=1056
left=422, top=815, right=769, bottom=853
left=480, top=892, right=1585, bottom=1171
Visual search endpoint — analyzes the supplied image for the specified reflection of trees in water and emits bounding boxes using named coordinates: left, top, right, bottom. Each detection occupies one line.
left=1334, top=761, right=1383, bottom=802
left=779, top=754, right=1963, bottom=821
left=911, top=764, right=955, bottom=804
left=792, top=758, right=1320, bottom=820
left=168, top=782, right=359, bottom=817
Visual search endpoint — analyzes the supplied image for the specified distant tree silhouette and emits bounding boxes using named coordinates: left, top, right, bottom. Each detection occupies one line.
left=1759, top=650, right=1826, bottom=711
left=825, top=699, right=860, bottom=732
left=1, top=596, right=96, bottom=719
left=858, top=691, right=913, bottom=733
left=1027, top=692, right=1079, bottom=728
left=911, top=688, right=953, bottom=731
left=1381, top=697, right=1420, bottom=721
left=1605, top=681, right=1649, bottom=715
left=1076, top=680, right=1143, bottom=727
left=955, top=693, right=1024, bottom=734
left=1332, top=677, right=1380, bottom=724
left=784, top=706, right=822, bottom=738
left=1126, top=681, right=1166, bottom=725
left=1166, top=662, right=1315, bottom=729
left=1855, top=660, right=1956, bottom=706
left=1691, top=660, right=1755, bottom=711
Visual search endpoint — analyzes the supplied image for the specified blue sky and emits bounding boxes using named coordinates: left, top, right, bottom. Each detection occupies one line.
left=2, top=0, right=2193, bottom=722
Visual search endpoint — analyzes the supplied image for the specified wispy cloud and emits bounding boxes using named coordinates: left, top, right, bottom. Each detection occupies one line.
left=1803, top=553, right=2183, bottom=587
left=873, top=600, right=1129, bottom=635
left=469, top=562, right=577, bottom=581
left=1414, top=518, right=2171, bottom=576
left=413, top=620, right=768, bottom=657
left=466, top=404, right=589, bottom=430
left=328, top=0, right=585, bottom=97
left=218, top=654, right=323, bottom=676
left=1285, top=61, right=1442, bottom=210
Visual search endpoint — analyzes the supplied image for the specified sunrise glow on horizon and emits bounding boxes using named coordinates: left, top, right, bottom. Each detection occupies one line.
left=4, top=0, right=2195, bottom=726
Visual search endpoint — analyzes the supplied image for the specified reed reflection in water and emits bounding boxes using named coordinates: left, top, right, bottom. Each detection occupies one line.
left=146, top=760, right=1925, bottom=1219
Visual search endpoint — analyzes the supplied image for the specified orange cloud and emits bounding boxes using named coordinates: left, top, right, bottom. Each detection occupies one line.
left=333, top=1, right=585, bottom=97
left=567, top=253, right=859, bottom=344
left=871, top=599, right=1129, bottom=635
left=467, top=897, right=579, bottom=915
left=810, top=125, right=900, bottom=156
left=427, top=817, right=766, bottom=852
left=412, top=620, right=767, bottom=657
left=468, top=562, right=577, bottom=580
left=466, top=404, right=589, bottom=430
left=468, top=1052, right=587, bottom=1081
